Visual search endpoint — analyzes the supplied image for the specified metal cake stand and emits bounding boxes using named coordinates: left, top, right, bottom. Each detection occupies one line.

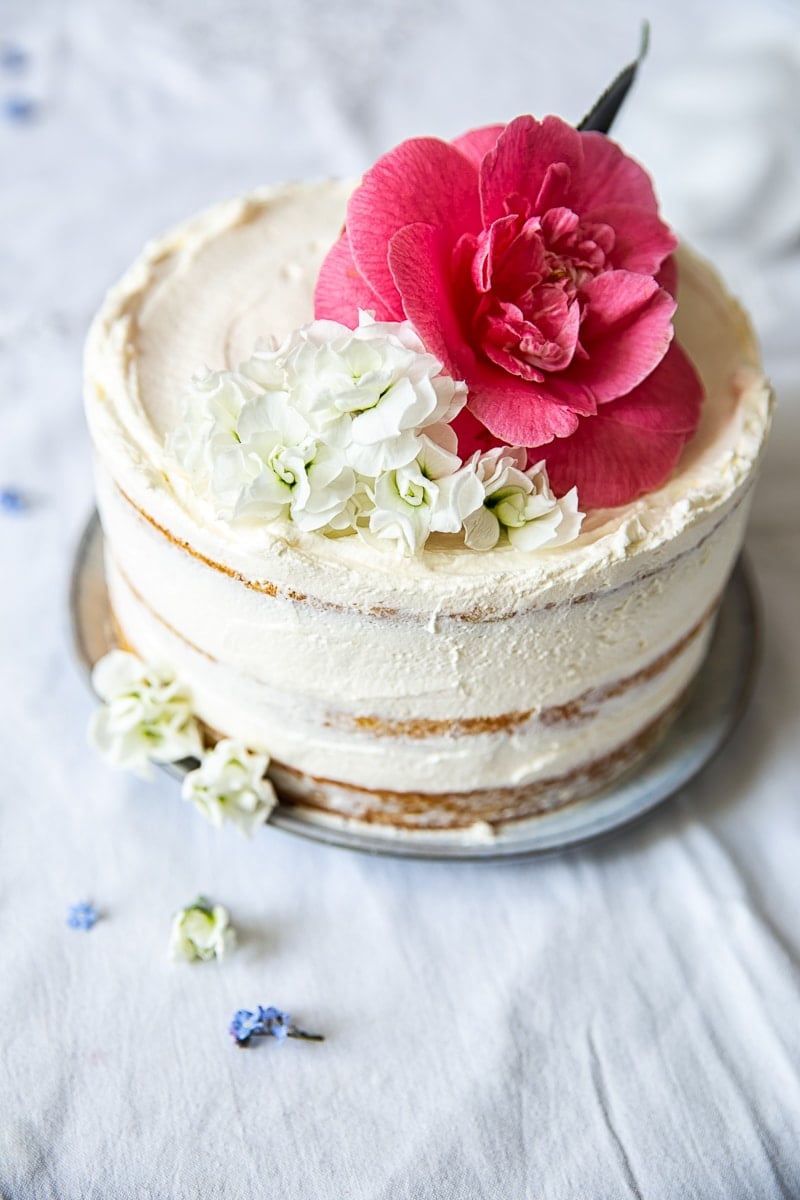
left=70, top=511, right=760, bottom=862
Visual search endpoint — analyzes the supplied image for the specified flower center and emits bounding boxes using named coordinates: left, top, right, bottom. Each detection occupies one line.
left=399, top=478, right=427, bottom=507
left=457, top=206, right=615, bottom=382
left=268, top=444, right=302, bottom=486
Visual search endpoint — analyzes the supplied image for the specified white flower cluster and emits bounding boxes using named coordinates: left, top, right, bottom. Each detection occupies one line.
left=169, top=314, right=583, bottom=554
left=90, top=653, right=276, bottom=837
left=89, top=651, right=202, bottom=777
left=461, top=448, right=583, bottom=552
left=181, top=739, right=276, bottom=837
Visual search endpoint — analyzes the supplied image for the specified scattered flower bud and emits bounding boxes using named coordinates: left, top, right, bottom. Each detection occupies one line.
left=67, top=901, right=99, bottom=931
left=0, top=487, right=27, bottom=514
left=169, top=897, right=236, bottom=963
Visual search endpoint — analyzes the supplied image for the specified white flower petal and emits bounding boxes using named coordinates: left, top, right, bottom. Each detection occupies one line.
left=430, top=462, right=485, bottom=534
left=547, top=487, right=584, bottom=547
left=91, top=650, right=146, bottom=702
left=506, top=510, right=563, bottom=550
left=463, top=506, right=502, bottom=551
left=415, top=434, right=461, bottom=482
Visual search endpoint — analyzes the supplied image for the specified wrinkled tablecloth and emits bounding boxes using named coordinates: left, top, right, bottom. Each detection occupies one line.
left=1, top=1, right=799, bottom=1196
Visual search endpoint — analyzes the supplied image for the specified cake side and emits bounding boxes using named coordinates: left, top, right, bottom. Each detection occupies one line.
left=95, top=457, right=745, bottom=799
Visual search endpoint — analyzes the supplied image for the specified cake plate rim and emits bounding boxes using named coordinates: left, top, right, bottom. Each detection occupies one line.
left=69, top=510, right=760, bottom=863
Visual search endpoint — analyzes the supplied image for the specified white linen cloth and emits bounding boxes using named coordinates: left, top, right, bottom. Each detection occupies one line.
left=1, top=1, right=799, bottom=1195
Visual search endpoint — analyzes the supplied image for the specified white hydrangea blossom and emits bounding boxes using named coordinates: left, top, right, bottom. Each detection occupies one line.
left=168, top=368, right=261, bottom=494
left=181, top=739, right=276, bottom=837
left=170, top=374, right=355, bottom=532
left=250, top=313, right=467, bottom=476
left=169, top=898, right=236, bottom=963
left=89, top=651, right=202, bottom=778
left=169, top=313, right=466, bottom=533
left=462, top=448, right=584, bottom=551
left=168, top=314, right=584, bottom=555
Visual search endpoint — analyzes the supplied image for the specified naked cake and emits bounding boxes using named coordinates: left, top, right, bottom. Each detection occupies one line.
left=84, top=97, right=772, bottom=832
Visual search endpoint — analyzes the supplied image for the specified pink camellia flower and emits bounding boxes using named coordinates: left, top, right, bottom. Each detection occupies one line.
left=314, top=115, right=704, bottom=508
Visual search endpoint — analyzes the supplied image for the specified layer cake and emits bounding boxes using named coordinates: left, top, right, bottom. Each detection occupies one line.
left=84, top=180, right=772, bottom=830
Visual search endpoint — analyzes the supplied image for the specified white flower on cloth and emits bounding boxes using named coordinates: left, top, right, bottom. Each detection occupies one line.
left=89, top=651, right=202, bottom=778
left=181, top=739, right=276, bottom=837
left=462, top=448, right=584, bottom=551
left=368, top=429, right=484, bottom=554
left=169, top=897, right=236, bottom=963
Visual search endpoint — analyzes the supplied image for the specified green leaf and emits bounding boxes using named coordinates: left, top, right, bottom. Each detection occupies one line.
left=578, top=22, right=650, bottom=135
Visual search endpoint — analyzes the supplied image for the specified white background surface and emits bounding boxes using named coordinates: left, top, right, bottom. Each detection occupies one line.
left=1, top=1, right=799, bottom=1196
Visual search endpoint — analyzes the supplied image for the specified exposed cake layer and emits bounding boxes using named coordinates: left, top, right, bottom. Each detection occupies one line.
left=267, top=690, right=691, bottom=828
left=108, top=600, right=693, bottom=830
left=84, top=182, right=773, bottom=814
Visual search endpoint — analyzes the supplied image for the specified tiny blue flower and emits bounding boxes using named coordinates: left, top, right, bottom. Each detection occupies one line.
left=67, top=901, right=99, bottom=931
left=229, top=1009, right=265, bottom=1045
left=0, top=488, right=27, bottom=514
left=3, top=95, right=36, bottom=123
left=0, top=44, right=27, bottom=72
left=258, top=1006, right=292, bottom=1040
left=229, top=1005, right=323, bottom=1047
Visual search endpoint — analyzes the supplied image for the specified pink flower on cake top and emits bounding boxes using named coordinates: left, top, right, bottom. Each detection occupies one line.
left=314, top=114, right=704, bottom=508
left=167, top=42, right=706, bottom=551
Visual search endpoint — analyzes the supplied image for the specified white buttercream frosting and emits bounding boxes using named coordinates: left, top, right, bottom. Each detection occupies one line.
left=84, top=181, right=773, bottom=807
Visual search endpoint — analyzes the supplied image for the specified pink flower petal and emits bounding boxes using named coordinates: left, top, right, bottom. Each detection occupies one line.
left=542, top=344, right=704, bottom=506
left=571, top=272, right=676, bottom=402
left=466, top=360, right=584, bottom=446
left=314, top=233, right=402, bottom=324
left=312, top=116, right=702, bottom=502
left=584, top=204, right=676, bottom=275
left=387, top=221, right=474, bottom=378
left=452, top=123, right=505, bottom=168
left=389, top=223, right=594, bottom=449
left=347, top=138, right=481, bottom=310
left=480, top=115, right=584, bottom=225
left=544, top=420, right=688, bottom=508
left=533, top=162, right=573, bottom=213
left=591, top=342, right=704, bottom=433
left=577, top=132, right=660, bottom=212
